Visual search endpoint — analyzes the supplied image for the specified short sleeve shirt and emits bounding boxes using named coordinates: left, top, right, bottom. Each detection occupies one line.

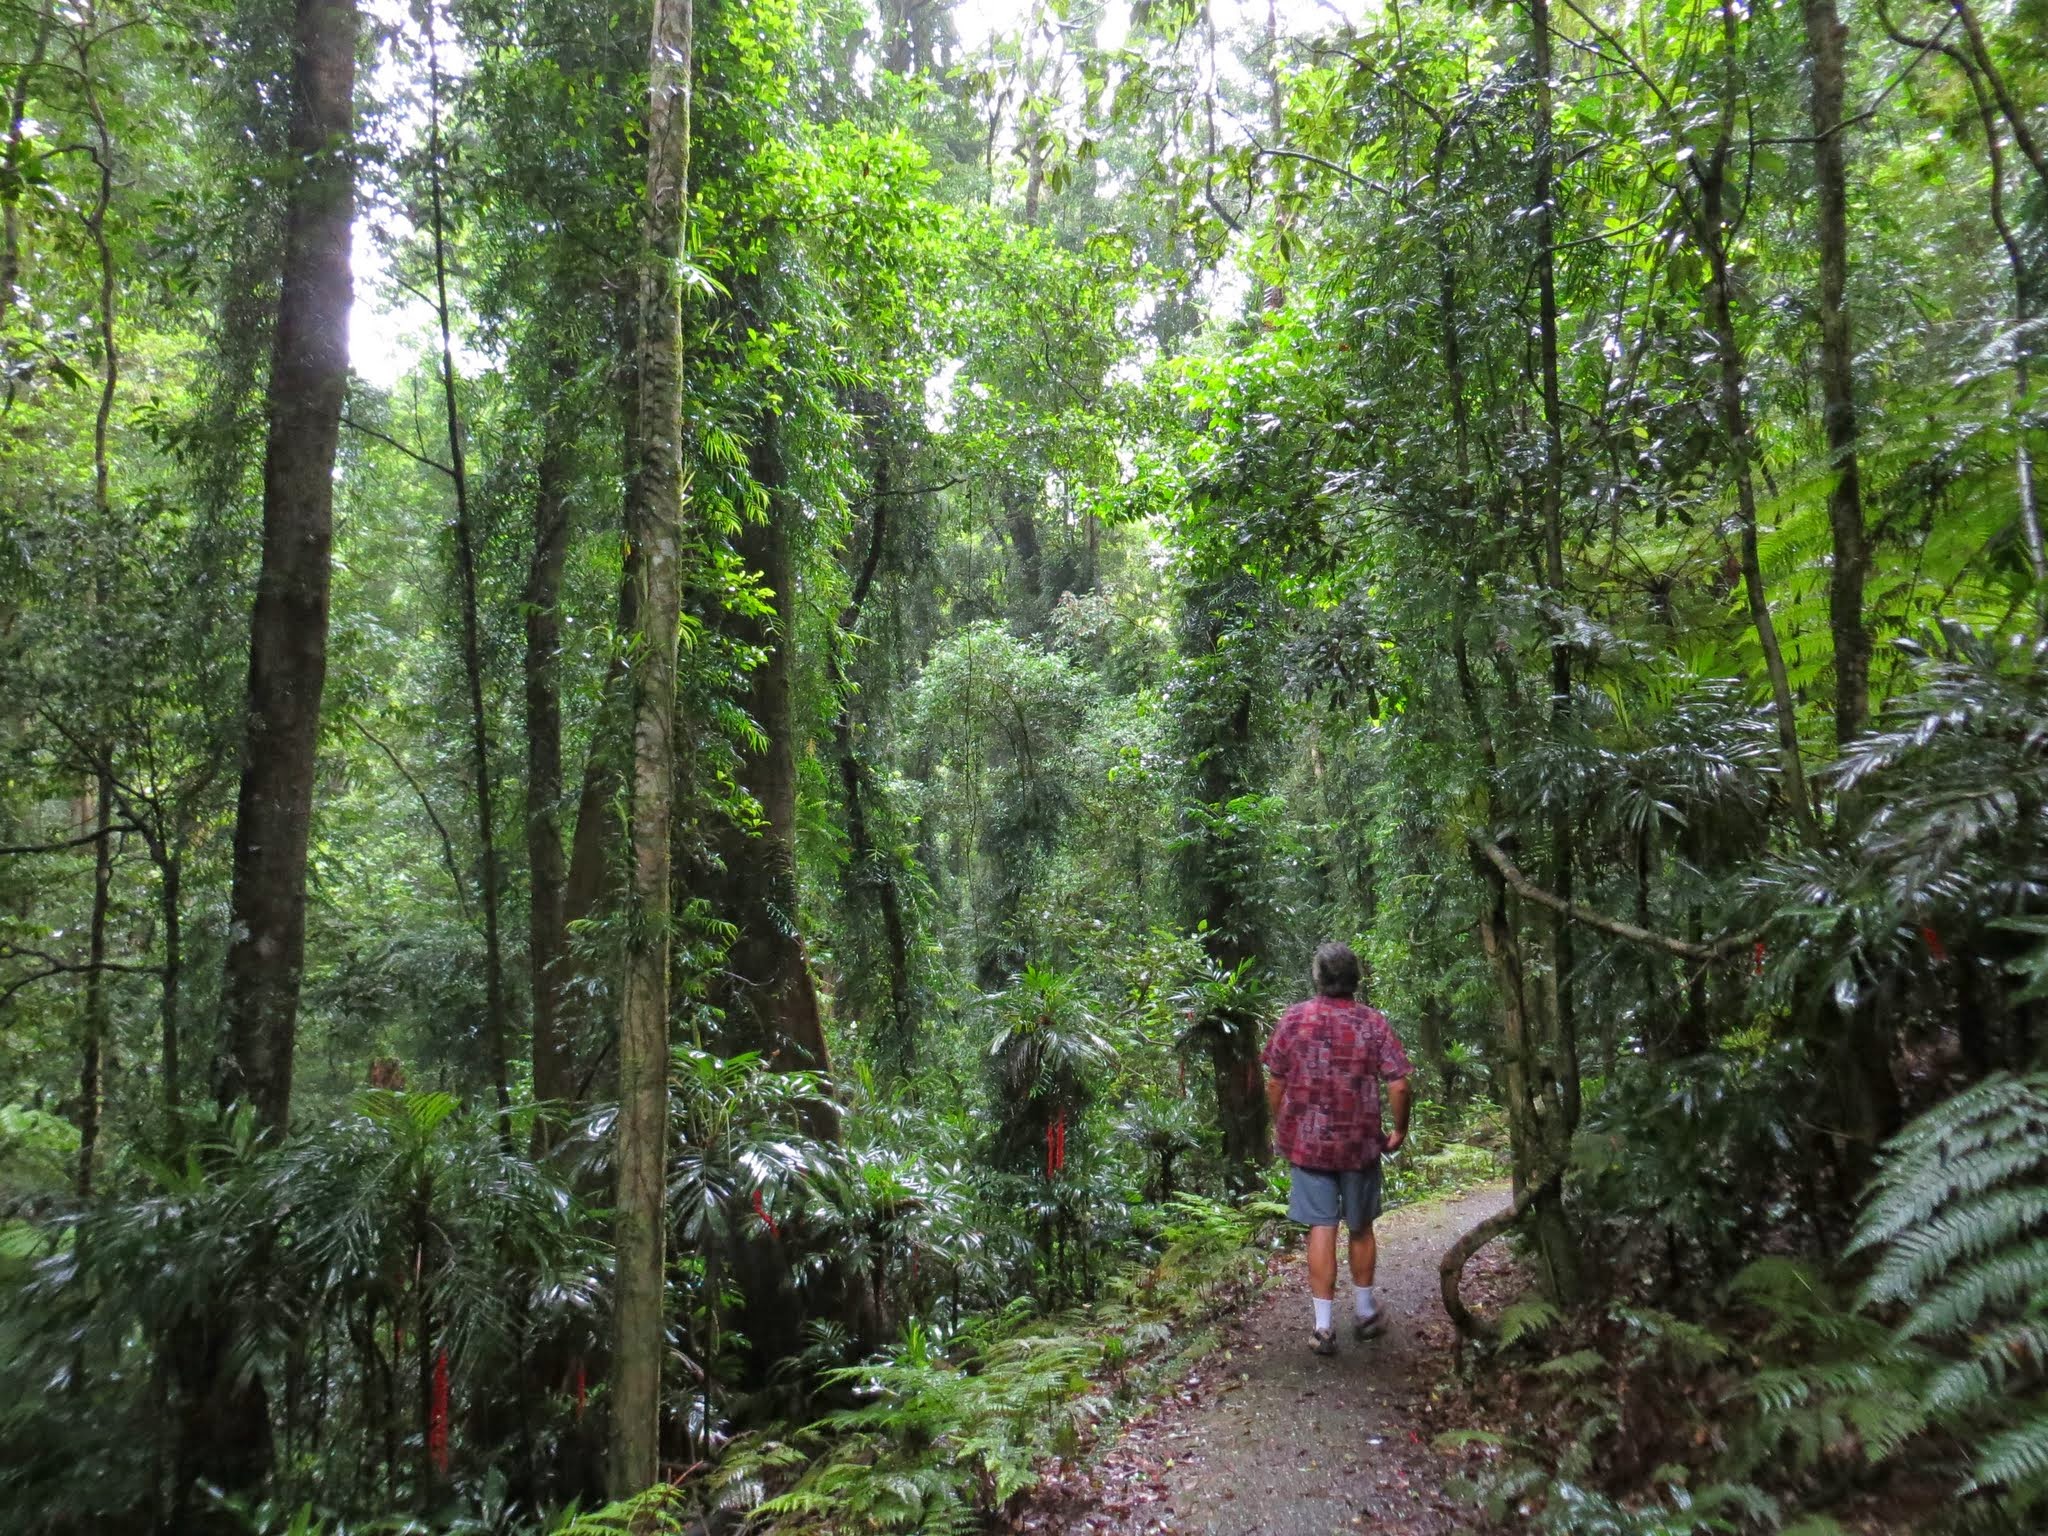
left=1261, top=997, right=1413, bottom=1171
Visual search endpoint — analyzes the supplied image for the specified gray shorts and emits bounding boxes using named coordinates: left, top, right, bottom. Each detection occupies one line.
left=1287, top=1162, right=1383, bottom=1231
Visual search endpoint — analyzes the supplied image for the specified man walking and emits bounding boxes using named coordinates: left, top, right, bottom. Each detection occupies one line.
left=1262, top=942, right=1413, bottom=1355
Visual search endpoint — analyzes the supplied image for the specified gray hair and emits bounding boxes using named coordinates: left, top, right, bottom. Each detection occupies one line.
left=1311, top=942, right=1361, bottom=999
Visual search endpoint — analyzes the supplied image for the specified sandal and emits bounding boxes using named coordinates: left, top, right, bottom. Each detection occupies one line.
left=1353, top=1311, right=1386, bottom=1341
left=1310, top=1327, right=1338, bottom=1356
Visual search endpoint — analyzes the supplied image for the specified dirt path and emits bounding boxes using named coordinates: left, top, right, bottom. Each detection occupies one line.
left=1013, top=1184, right=1516, bottom=1536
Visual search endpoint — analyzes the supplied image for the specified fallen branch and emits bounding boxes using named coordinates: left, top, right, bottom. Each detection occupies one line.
left=1439, top=1168, right=1563, bottom=1341
left=1467, top=833, right=1753, bottom=963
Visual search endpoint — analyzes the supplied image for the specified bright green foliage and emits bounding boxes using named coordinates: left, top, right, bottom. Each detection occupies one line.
left=727, top=1187, right=1274, bottom=1534
left=0, top=0, right=2045, bottom=1529
left=1850, top=1073, right=2048, bottom=1513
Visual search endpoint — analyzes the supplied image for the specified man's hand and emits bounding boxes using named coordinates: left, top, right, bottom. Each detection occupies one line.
left=1384, top=1075, right=1413, bottom=1156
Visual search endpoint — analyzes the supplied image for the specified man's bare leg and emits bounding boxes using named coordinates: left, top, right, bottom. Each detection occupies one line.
left=1349, top=1227, right=1376, bottom=1288
left=1306, top=1223, right=1340, bottom=1351
left=1349, top=1224, right=1383, bottom=1334
left=1307, top=1223, right=1339, bottom=1299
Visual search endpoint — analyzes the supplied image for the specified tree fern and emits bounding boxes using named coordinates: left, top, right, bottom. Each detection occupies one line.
left=1846, top=1073, right=2048, bottom=1516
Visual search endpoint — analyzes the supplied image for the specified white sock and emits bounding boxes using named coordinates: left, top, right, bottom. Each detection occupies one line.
left=1313, top=1297, right=1334, bottom=1331
left=1355, top=1285, right=1377, bottom=1320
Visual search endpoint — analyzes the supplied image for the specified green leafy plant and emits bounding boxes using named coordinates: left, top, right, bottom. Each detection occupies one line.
left=1848, top=1072, right=2048, bottom=1515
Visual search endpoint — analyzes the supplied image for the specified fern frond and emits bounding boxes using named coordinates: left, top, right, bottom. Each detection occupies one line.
left=1536, top=1349, right=1606, bottom=1379
left=1499, top=1297, right=1561, bottom=1345
left=1866, top=1199, right=2048, bottom=1309
left=1898, top=1239, right=2048, bottom=1340
left=1967, top=1411, right=2048, bottom=1494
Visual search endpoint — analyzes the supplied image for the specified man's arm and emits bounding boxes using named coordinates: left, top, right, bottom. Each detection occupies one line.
left=1384, top=1076, right=1412, bottom=1154
left=1265, top=1068, right=1285, bottom=1123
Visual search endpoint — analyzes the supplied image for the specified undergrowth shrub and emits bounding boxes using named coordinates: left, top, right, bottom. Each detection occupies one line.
left=717, top=1190, right=1281, bottom=1533
left=1572, top=1044, right=1821, bottom=1290
left=1454, top=1073, right=2048, bottom=1534
left=1842, top=1072, right=2047, bottom=1523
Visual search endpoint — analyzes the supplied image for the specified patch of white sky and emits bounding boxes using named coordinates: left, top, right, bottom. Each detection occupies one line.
left=353, top=1, right=1378, bottom=395
left=349, top=0, right=480, bottom=389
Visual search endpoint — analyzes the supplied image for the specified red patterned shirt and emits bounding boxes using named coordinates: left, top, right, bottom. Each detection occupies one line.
left=1262, top=997, right=1413, bottom=1170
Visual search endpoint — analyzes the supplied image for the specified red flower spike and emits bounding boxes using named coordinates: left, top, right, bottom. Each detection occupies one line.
left=1922, top=925, right=1949, bottom=963
left=751, top=1189, right=780, bottom=1240
left=429, top=1350, right=450, bottom=1475
left=1751, top=940, right=1767, bottom=979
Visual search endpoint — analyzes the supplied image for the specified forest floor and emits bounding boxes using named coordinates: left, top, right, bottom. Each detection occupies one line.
left=1008, top=1184, right=1520, bottom=1536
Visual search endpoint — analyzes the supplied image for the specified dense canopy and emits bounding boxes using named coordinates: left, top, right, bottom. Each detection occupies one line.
left=1, top=0, right=2046, bottom=1532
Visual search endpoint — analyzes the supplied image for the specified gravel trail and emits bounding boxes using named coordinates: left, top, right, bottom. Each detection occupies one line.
left=1012, top=1184, right=1514, bottom=1536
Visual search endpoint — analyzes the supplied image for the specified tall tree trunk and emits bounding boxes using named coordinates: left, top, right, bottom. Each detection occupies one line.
left=1528, top=0, right=1581, bottom=1138
left=1003, top=479, right=1045, bottom=634
left=0, top=13, right=51, bottom=348
left=76, top=25, right=117, bottom=1201
left=830, top=646, right=914, bottom=1068
left=218, top=0, right=359, bottom=1130
left=556, top=310, right=643, bottom=1105
left=608, top=0, right=690, bottom=1494
left=1803, top=0, right=1870, bottom=747
left=160, top=848, right=182, bottom=1123
left=1180, top=581, right=1268, bottom=1186
left=1471, top=851, right=1581, bottom=1302
left=1696, top=2, right=1817, bottom=843
left=526, top=358, right=575, bottom=1132
left=426, top=1, right=511, bottom=1134
left=833, top=443, right=916, bottom=1074
left=77, top=767, right=113, bottom=1201
left=1260, top=0, right=1288, bottom=314
left=704, top=413, right=833, bottom=1103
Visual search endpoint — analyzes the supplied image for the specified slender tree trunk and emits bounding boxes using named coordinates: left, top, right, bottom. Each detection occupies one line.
left=77, top=767, right=113, bottom=1201
left=1261, top=0, right=1288, bottom=314
left=833, top=451, right=916, bottom=1073
left=1471, top=852, right=1580, bottom=1301
left=425, top=3, right=510, bottom=1134
left=608, top=0, right=691, bottom=1493
left=1803, top=0, right=1870, bottom=747
left=831, top=665, right=914, bottom=1067
left=1528, top=0, right=1581, bottom=1137
left=558, top=308, right=644, bottom=1100
left=0, top=13, right=51, bottom=342
left=76, top=23, right=117, bottom=1201
left=1676, top=819, right=1709, bottom=1058
left=1696, top=3, right=1817, bottom=842
left=1180, top=584, right=1268, bottom=1186
left=1947, top=0, right=2048, bottom=194
left=1003, top=479, right=1045, bottom=634
left=218, top=0, right=359, bottom=1130
left=161, top=848, right=182, bottom=1121
left=525, top=358, right=575, bottom=1132
left=1877, top=2, right=2045, bottom=591
left=1417, top=994, right=1453, bottom=1100
left=703, top=411, right=833, bottom=1111
left=1632, top=822, right=1655, bottom=1073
